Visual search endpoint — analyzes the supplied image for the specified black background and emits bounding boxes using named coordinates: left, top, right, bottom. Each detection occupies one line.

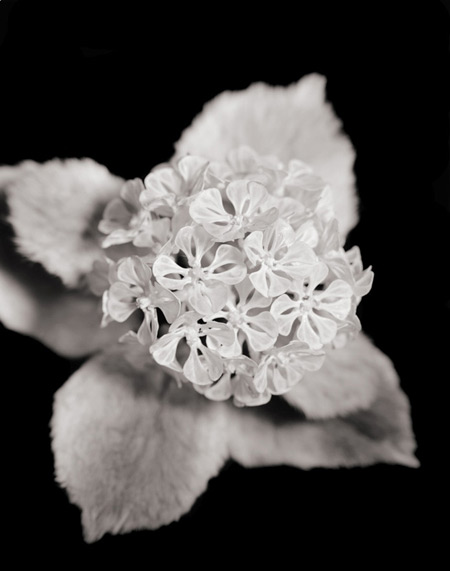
left=1, top=0, right=449, bottom=563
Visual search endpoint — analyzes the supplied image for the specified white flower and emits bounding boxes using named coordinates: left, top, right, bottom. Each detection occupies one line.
left=99, top=178, right=170, bottom=249
left=271, top=263, right=353, bottom=350
left=189, top=179, right=278, bottom=241
left=150, top=312, right=235, bottom=385
left=254, top=341, right=325, bottom=395
left=244, top=220, right=320, bottom=297
left=153, top=225, right=246, bottom=315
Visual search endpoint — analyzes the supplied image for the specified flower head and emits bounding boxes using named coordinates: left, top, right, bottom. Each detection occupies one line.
left=96, top=146, right=373, bottom=406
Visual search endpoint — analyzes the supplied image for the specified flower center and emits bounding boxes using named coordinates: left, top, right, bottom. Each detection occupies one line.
left=231, top=214, right=246, bottom=227
left=190, top=265, right=204, bottom=281
left=185, top=327, right=199, bottom=346
left=130, top=210, right=149, bottom=230
left=300, top=294, right=315, bottom=313
left=136, top=296, right=152, bottom=310
left=262, top=253, right=275, bottom=268
left=228, top=307, right=246, bottom=328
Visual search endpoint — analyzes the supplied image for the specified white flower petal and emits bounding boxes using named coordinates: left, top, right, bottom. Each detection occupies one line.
left=107, top=282, right=138, bottom=322
left=183, top=346, right=215, bottom=385
left=175, top=225, right=213, bottom=265
left=202, top=374, right=233, bottom=401
left=296, top=314, right=323, bottom=349
left=98, top=198, right=131, bottom=234
left=150, top=332, right=183, bottom=372
left=243, top=231, right=265, bottom=265
left=270, top=294, right=299, bottom=336
left=151, top=282, right=180, bottom=324
left=152, top=255, right=189, bottom=290
left=279, top=239, right=319, bottom=280
left=116, top=256, right=152, bottom=287
left=206, top=244, right=247, bottom=284
left=310, top=313, right=338, bottom=346
left=189, top=188, right=231, bottom=238
left=176, top=155, right=209, bottom=191
left=241, top=312, right=278, bottom=352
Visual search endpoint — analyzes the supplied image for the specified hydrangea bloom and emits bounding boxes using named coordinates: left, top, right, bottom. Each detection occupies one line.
left=97, top=145, right=374, bottom=406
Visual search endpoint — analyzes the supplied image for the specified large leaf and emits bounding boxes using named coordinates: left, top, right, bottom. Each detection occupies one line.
left=0, top=158, right=123, bottom=287
left=227, top=335, right=419, bottom=469
left=282, top=333, right=389, bottom=419
left=51, top=348, right=229, bottom=542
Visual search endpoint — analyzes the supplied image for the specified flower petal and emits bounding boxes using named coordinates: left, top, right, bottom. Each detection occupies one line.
left=270, top=294, right=300, bottom=336
left=189, top=188, right=231, bottom=239
left=176, top=155, right=209, bottom=192
left=243, top=230, right=265, bottom=266
left=206, top=244, right=247, bottom=284
left=174, top=74, right=358, bottom=240
left=175, top=225, right=213, bottom=265
left=98, top=198, right=131, bottom=234
left=151, top=282, right=180, bottom=324
left=107, top=282, right=138, bottom=322
left=249, top=266, right=291, bottom=298
left=279, top=239, right=319, bottom=281
left=153, top=255, right=190, bottom=290
left=51, top=349, right=229, bottom=542
left=226, top=180, right=270, bottom=221
left=226, top=335, right=419, bottom=469
left=190, top=281, right=228, bottom=315
left=241, top=312, right=278, bottom=352
left=201, top=374, right=233, bottom=401
left=184, top=344, right=223, bottom=385
left=120, top=178, right=144, bottom=210
left=1, top=158, right=123, bottom=287
left=183, top=345, right=214, bottom=385
left=116, top=256, right=152, bottom=288
left=150, top=332, right=183, bottom=372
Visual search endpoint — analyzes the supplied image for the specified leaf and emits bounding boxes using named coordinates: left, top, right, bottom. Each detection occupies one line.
left=51, top=348, right=229, bottom=542
left=0, top=158, right=123, bottom=287
left=283, top=333, right=391, bottom=418
left=174, top=73, right=358, bottom=239
left=227, top=334, right=419, bottom=469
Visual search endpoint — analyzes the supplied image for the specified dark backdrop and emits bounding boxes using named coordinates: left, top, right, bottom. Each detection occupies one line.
left=1, top=0, right=449, bottom=563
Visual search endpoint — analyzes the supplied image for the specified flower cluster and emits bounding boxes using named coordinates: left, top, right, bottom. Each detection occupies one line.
left=94, top=147, right=373, bottom=406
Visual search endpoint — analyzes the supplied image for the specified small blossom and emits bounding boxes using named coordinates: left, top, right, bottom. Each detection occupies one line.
left=150, top=312, right=235, bottom=385
left=99, top=179, right=170, bottom=249
left=105, top=256, right=179, bottom=344
left=214, top=278, right=278, bottom=355
left=153, top=226, right=246, bottom=315
left=244, top=220, right=320, bottom=297
left=254, top=341, right=325, bottom=395
left=189, top=180, right=278, bottom=241
left=141, top=155, right=209, bottom=217
left=345, top=246, right=374, bottom=298
left=194, top=355, right=271, bottom=407
left=271, top=263, right=353, bottom=350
